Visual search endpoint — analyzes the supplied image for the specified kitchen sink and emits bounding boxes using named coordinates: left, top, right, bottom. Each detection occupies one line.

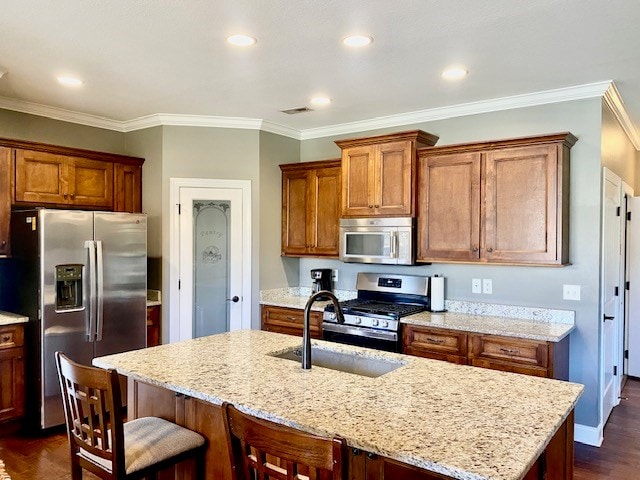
left=270, top=346, right=404, bottom=377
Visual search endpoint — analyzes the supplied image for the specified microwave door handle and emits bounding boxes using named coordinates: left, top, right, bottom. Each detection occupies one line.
left=390, top=231, right=397, bottom=258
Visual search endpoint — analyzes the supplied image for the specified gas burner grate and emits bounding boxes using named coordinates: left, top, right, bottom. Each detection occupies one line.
left=333, top=299, right=426, bottom=318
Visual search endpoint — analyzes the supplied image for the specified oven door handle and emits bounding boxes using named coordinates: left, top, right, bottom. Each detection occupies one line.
left=322, top=322, right=398, bottom=341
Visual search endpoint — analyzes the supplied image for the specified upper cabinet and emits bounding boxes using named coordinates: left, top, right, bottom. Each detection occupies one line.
left=417, top=133, right=577, bottom=266
left=15, top=150, right=114, bottom=208
left=0, top=147, right=11, bottom=256
left=280, top=159, right=341, bottom=257
left=335, top=130, right=438, bottom=217
left=0, top=137, right=144, bottom=257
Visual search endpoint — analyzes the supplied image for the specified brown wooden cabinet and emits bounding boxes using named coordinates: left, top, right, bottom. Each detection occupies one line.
left=336, top=131, right=438, bottom=218
left=261, top=305, right=323, bottom=339
left=417, top=133, right=576, bottom=266
left=146, top=305, right=160, bottom=347
left=0, top=324, right=25, bottom=423
left=114, top=163, right=142, bottom=213
left=402, top=325, right=468, bottom=365
left=15, top=150, right=114, bottom=208
left=402, top=323, right=569, bottom=380
left=280, top=159, right=341, bottom=257
left=0, top=147, right=11, bottom=256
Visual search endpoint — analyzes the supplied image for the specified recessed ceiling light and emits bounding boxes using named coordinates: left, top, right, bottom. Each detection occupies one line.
left=343, top=35, right=373, bottom=47
left=442, top=67, right=468, bottom=81
left=226, top=34, right=257, bottom=47
left=310, top=96, right=332, bottom=106
left=57, top=75, right=84, bottom=87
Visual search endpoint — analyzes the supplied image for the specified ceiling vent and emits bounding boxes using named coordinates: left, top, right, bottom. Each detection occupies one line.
left=280, top=106, right=313, bottom=115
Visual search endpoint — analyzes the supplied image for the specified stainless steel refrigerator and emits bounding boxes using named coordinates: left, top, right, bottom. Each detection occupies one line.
left=11, top=209, right=147, bottom=429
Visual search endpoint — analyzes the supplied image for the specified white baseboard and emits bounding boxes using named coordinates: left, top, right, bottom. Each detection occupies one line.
left=574, top=422, right=603, bottom=446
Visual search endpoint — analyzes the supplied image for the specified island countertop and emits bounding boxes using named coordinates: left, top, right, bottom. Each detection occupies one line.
left=94, top=330, right=583, bottom=480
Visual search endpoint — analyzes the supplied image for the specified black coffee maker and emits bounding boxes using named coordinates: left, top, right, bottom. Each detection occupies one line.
left=310, top=269, right=333, bottom=299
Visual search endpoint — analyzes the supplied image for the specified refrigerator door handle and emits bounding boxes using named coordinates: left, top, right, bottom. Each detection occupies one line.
left=85, top=240, right=97, bottom=341
left=95, top=240, right=105, bottom=342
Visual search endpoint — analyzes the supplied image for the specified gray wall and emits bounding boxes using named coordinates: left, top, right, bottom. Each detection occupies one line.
left=259, top=131, right=301, bottom=289
left=299, top=98, right=605, bottom=428
left=601, top=103, right=639, bottom=189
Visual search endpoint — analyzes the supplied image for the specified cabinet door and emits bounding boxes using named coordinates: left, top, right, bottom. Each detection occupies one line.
left=68, top=156, right=114, bottom=208
left=0, top=147, right=11, bottom=256
left=375, top=140, right=413, bottom=216
left=308, top=165, right=340, bottom=256
left=114, top=163, right=142, bottom=212
left=483, top=145, right=559, bottom=263
left=417, top=152, right=481, bottom=261
left=342, top=145, right=376, bottom=217
left=281, top=169, right=310, bottom=255
left=0, top=346, right=24, bottom=422
left=15, top=149, right=68, bottom=204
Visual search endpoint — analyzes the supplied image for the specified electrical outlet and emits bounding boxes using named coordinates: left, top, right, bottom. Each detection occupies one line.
left=563, top=284, right=581, bottom=301
left=472, top=278, right=482, bottom=294
left=332, top=269, right=339, bottom=282
left=482, top=279, right=493, bottom=294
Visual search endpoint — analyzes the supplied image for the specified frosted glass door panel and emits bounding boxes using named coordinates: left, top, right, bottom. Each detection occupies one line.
left=193, top=201, right=230, bottom=337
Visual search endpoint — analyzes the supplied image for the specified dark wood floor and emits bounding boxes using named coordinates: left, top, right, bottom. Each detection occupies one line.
left=1, top=379, right=639, bottom=479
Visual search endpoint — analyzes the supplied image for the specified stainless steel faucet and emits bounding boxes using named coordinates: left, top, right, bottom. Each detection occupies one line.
left=302, top=291, right=344, bottom=369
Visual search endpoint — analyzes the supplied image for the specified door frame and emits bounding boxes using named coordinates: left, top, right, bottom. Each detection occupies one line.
left=169, top=178, right=252, bottom=342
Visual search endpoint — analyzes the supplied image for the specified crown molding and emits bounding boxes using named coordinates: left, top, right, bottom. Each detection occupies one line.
left=300, top=81, right=614, bottom=140
left=603, top=82, right=640, bottom=150
left=0, top=81, right=638, bottom=148
left=0, top=95, right=125, bottom=131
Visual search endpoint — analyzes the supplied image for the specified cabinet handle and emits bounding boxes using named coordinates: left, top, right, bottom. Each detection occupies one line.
left=603, top=315, right=615, bottom=322
left=487, top=247, right=493, bottom=253
left=499, top=348, right=520, bottom=355
left=426, top=337, right=444, bottom=344
left=286, top=316, right=297, bottom=321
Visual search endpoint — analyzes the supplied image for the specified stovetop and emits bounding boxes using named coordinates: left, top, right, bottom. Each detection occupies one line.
left=325, top=298, right=426, bottom=319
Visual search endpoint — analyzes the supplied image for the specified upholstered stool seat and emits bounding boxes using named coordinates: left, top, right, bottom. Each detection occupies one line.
left=79, top=417, right=205, bottom=475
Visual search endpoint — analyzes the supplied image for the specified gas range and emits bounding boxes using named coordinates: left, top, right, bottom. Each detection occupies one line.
left=322, top=273, right=430, bottom=351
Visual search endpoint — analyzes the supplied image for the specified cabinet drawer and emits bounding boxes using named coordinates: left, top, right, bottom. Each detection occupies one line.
left=402, top=325, right=467, bottom=358
left=261, top=306, right=322, bottom=339
left=0, top=325, right=24, bottom=349
left=469, top=334, right=548, bottom=369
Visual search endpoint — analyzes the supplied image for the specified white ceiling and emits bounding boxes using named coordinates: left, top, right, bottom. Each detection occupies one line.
left=1, top=0, right=639, bottom=142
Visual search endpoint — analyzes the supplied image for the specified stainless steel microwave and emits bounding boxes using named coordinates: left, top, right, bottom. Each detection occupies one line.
left=339, top=218, right=415, bottom=265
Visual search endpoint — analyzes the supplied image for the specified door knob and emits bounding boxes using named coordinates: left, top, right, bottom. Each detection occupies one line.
left=226, top=296, right=240, bottom=303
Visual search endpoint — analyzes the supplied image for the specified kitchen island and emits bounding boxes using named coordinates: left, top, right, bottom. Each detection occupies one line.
left=94, top=330, right=583, bottom=480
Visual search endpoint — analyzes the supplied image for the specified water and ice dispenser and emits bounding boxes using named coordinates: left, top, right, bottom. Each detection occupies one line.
left=55, top=264, right=83, bottom=311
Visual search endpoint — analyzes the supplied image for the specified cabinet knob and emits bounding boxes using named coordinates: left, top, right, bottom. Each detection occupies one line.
left=63, top=193, right=68, bottom=199
left=366, top=452, right=377, bottom=460
left=472, top=246, right=478, bottom=252
left=70, top=194, right=75, bottom=199
left=487, top=247, right=493, bottom=253
left=374, top=205, right=380, bottom=208
left=368, top=205, right=373, bottom=208
left=1, top=240, right=6, bottom=247
left=352, top=448, right=361, bottom=456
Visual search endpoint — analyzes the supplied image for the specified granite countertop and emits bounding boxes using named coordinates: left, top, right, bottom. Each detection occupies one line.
left=260, top=289, right=574, bottom=343
left=94, top=330, right=583, bottom=480
left=402, top=311, right=574, bottom=342
left=0, top=311, right=29, bottom=326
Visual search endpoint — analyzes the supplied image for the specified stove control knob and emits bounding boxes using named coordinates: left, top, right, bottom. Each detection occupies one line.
left=354, top=317, right=362, bottom=325
left=381, top=320, right=389, bottom=328
left=328, top=313, right=336, bottom=321
left=372, top=319, right=379, bottom=327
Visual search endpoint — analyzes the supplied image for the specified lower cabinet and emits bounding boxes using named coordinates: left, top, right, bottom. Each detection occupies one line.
left=261, top=305, right=323, bottom=339
left=402, top=324, right=569, bottom=380
left=0, top=324, right=25, bottom=423
left=129, top=379, right=573, bottom=480
left=146, top=305, right=160, bottom=347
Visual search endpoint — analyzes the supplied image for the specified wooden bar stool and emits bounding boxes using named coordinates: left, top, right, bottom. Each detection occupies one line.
left=55, top=351, right=206, bottom=480
left=222, top=402, right=346, bottom=480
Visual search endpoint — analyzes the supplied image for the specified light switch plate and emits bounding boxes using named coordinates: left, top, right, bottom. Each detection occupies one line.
left=332, top=269, right=339, bottom=282
left=563, top=284, right=581, bottom=301
left=472, top=278, right=482, bottom=294
left=482, top=279, right=493, bottom=294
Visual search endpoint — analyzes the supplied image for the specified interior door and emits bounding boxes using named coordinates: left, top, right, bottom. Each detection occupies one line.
left=175, top=184, right=249, bottom=341
left=602, top=168, right=621, bottom=426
